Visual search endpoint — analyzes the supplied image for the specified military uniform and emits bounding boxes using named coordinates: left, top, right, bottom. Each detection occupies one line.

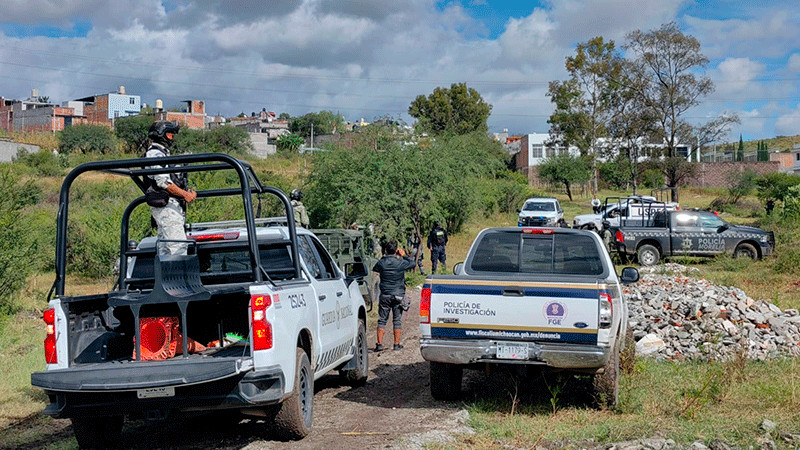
left=146, top=143, right=189, bottom=256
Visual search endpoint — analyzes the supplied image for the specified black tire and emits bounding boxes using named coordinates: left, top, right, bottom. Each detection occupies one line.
left=593, top=341, right=620, bottom=409
left=274, top=348, right=314, bottom=440
left=71, top=415, right=123, bottom=449
left=734, top=242, right=758, bottom=260
left=429, top=361, right=462, bottom=401
left=340, top=319, right=368, bottom=386
left=637, top=244, right=660, bottom=266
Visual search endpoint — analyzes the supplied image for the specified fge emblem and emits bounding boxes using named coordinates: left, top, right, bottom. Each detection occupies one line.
left=543, top=302, right=567, bottom=325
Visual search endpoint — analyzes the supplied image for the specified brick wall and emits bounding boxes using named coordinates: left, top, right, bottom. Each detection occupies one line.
left=687, top=162, right=780, bottom=188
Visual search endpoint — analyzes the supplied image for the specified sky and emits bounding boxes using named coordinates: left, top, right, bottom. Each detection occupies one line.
left=1, top=0, right=798, bottom=142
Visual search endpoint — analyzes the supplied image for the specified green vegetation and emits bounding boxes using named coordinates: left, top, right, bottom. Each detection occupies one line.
left=58, top=123, right=117, bottom=154
left=408, top=82, right=492, bottom=136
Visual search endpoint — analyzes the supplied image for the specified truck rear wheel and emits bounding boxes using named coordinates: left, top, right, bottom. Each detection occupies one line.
left=71, top=415, right=123, bottom=449
left=637, top=244, right=660, bottom=266
left=592, top=342, right=620, bottom=409
left=429, top=361, right=462, bottom=401
left=734, top=243, right=757, bottom=260
left=340, top=319, right=368, bottom=386
left=274, top=348, right=313, bottom=440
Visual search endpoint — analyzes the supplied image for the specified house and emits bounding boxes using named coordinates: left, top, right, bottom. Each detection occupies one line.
left=75, top=86, right=141, bottom=125
left=512, top=133, right=579, bottom=183
left=0, top=90, right=86, bottom=133
left=152, top=99, right=206, bottom=130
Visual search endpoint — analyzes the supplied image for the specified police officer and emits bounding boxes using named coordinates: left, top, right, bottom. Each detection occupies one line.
left=427, top=221, right=448, bottom=273
left=290, top=189, right=310, bottom=228
left=372, top=239, right=416, bottom=351
left=144, top=121, right=196, bottom=256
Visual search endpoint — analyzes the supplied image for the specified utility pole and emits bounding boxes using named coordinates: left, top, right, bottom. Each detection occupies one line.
left=310, top=122, right=314, bottom=149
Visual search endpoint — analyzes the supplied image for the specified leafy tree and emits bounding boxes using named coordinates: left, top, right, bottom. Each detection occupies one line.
left=114, top=114, right=154, bottom=153
left=757, top=141, right=769, bottom=162
left=536, top=153, right=590, bottom=201
left=290, top=111, right=346, bottom=138
left=306, top=131, right=506, bottom=241
left=58, top=124, right=117, bottom=154
left=548, top=37, right=624, bottom=193
left=737, top=135, right=744, bottom=162
left=276, top=133, right=304, bottom=153
left=408, top=82, right=492, bottom=136
left=278, top=112, right=291, bottom=121
left=0, top=167, right=41, bottom=313
left=755, top=172, right=800, bottom=202
left=624, top=22, right=738, bottom=202
left=726, top=169, right=758, bottom=204
left=598, top=155, right=632, bottom=190
left=173, top=126, right=253, bottom=155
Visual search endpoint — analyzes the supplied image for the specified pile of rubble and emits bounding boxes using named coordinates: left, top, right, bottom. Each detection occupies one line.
left=625, top=263, right=800, bottom=361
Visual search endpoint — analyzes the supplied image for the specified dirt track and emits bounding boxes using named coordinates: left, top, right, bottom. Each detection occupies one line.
left=3, top=287, right=470, bottom=449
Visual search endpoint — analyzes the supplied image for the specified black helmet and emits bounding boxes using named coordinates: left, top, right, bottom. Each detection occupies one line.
left=148, top=121, right=180, bottom=146
left=290, top=189, right=303, bottom=201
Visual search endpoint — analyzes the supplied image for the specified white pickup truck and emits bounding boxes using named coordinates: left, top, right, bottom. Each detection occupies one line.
left=573, top=195, right=679, bottom=231
left=31, top=154, right=368, bottom=447
left=419, top=227, right=639, bottom=407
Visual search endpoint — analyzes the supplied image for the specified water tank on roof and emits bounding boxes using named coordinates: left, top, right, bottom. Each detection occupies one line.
left=155, top=99, right=163, bottom=110
left=119, top=86, right=126, bottom=95
left=31, top=88, right=39, bottom=98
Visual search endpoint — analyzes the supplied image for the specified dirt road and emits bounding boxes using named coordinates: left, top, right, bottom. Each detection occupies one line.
left=4, top=287, right=470, bottom=449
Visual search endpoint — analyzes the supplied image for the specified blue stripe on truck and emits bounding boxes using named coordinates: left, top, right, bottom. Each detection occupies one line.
left=429, top=280, right=603, bottom=300
left=431, top=324, right=597, bottom=344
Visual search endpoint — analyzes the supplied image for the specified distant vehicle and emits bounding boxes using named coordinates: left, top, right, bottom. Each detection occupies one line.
left=572, top=195, right=679, bottom=231
left=609, top=209, right=775, bottom=266
left=313, top=228, right=378, bottom=310
left=420, top=226, right=639, bottom=408
left=517, top=197, right=563, bottom=227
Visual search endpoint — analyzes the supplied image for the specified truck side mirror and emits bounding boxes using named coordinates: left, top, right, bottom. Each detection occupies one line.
left=516, top=209, right=521, bottom=213
left=620, top=267, right=639, bottom=284
left=717, top=224, right=729, bottom=233
left=453, top=262, right=464, bottom=275
left=344, top=262, right=368, bottom=286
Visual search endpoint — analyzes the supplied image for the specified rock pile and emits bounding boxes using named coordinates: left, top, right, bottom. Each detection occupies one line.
left=625, top=263, right=800, bottom=361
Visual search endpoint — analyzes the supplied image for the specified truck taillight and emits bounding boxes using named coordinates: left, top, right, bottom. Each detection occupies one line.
left=615, top=230, right=624, bottom=243
left=251, top=295, right=273, bottom=350
left=598, top=293, right=613, bottom=329
left=43, top=308, right=57, bottom=364
left=420, top=287, right=431, bottom=324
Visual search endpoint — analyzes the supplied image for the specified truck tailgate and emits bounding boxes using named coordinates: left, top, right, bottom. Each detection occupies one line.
left=428, top=278, right=601, bottom=345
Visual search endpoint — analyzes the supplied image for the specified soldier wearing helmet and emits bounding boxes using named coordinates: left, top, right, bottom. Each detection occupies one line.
left=290, top=189, right=310, bottom=228
left=144, top=121, right=196, bottom=255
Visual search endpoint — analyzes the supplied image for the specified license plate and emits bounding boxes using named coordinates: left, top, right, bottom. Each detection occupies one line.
left=496, top=342, right=529, bottom=360
left=137, top=386, right=175, bottom=399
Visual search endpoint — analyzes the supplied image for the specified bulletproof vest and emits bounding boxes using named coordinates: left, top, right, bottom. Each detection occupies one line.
left=142, top=146, right=187, bottom=207
left=434, top=229, right=446, bottom=246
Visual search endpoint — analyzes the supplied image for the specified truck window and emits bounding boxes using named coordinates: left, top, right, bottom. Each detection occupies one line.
left=469, top=232, right=603, bottom=275
left=303, top=235, right=338, bottom=280
left=523, top=202, right=555, bottom=212
left=297, top=236, right=322, bottom=278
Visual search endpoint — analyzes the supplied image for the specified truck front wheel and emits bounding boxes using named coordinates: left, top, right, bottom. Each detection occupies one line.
left=429, top=361, right=462, bottom=401
left=340, top=319, right=368, bottom=386
left=637, top=244, right=660, bottom=266
left=734, top=243, right=758, bottom=260
left=71, top=415, right=123, bottom=449
left=592, top=342, right=620, bottom=409
left=274, top=348, right=314, bottom=440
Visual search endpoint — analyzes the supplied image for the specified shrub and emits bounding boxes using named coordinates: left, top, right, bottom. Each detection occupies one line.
left=640, top=168, right=664, bottom=189
left=726, top=169, right=758, bottom=204
left=58, top=124, right=118, bottom=154
left=12, top=148, right=66, bottom=176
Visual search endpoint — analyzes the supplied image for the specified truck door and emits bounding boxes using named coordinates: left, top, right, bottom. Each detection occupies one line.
left=697, top=213, right=728, bottom=255
left=298, top=235, right=353, bottom=370
left=670, top=212, right=701, bottom=255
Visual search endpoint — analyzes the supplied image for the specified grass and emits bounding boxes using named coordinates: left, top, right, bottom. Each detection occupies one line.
left=458, top=358, right=800, bottom=448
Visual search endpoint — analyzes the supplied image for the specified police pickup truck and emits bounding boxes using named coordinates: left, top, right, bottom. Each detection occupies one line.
left=30, top=154, right=368, bottom=447
left=419, top=227, right=639, bottom=407
left=609, top=209, right=775, bottom=266
left=573, top=195, right=679, bottom=231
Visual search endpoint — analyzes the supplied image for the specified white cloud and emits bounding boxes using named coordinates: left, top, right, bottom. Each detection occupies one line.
left=775, top=105, right=800, bottom=136
left=788, top=54, right=800, bottom=73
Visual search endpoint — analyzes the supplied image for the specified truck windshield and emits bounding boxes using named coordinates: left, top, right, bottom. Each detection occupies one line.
left=523, top=202, right=555, bottom=212
left=470, top=232, right=603, bottom=275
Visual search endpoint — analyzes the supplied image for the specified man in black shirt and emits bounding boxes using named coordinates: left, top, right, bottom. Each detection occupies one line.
left=427, top=221, right=448, bottom=273
left=372, top=239, right=416, bottom=351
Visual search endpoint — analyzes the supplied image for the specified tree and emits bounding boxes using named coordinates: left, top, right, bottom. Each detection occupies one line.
left=737, top=135, right=744, bottom=162
left=173, top=126, right=253, bottom=155
left=58, top=124, right=117, bottom=154
left=755, top=172, right=800, bottom=202
left=408, top=82, right=492, bottom=136
left=276, top=133, right=304, bottom=153
left=624, top=22, right=737, bottom=203
left=536, top=153, right=591, bottom=201
left=757, top=141, right=769, bottom=162
left=114, top=115, right=154, bottom=153
left=548, top=37, right=624, bottom=193
left=726, top=169, right=757, bottom=204
left=289, top=111, right=346, bottom=138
